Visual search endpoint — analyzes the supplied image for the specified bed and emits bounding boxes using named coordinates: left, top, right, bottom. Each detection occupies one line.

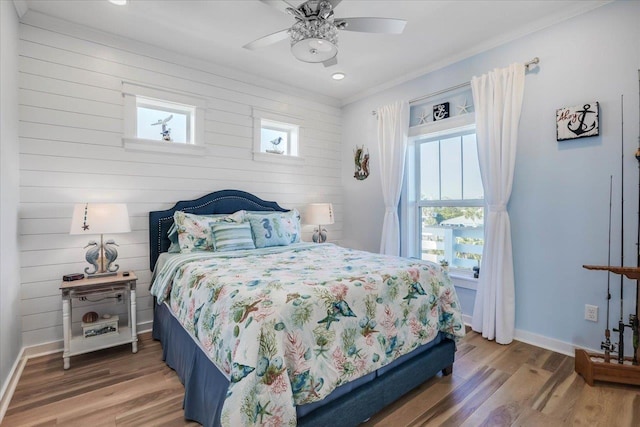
left=149, top=189, right=465, bottom=426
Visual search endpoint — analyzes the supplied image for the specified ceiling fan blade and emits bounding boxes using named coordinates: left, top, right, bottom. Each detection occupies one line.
left=335, top=17, right=407, bottom=34
left=259, top=0, right=300, bottom=15
left=243, top=29, right=290, bottom=50
left=322, top=56, right=338, bottom=68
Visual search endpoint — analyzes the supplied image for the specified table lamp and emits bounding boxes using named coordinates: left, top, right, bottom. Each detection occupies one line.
left=305, top=203, right=334, bottom=243
left=70, top=203, right=131, bottom=277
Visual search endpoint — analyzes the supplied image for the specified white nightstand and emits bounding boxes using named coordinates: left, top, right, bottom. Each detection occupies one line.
left=60, top=272, right=138, bottom=369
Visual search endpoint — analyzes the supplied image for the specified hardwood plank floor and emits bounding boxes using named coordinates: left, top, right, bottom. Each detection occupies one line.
left=4, top=331, right=640, bottom=426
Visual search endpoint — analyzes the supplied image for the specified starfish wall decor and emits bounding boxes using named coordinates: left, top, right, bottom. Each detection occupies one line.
left=418, top=110, right=432, bottom=124
left=456, top=98, right=472, bottom=115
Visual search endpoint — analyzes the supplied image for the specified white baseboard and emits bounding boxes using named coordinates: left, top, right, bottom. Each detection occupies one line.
left=0, top=320, right=154, bottom=424
left=461, top=314, right=597, bottom=357
left=514, top=329, right=599, bottom=357
left=0, top=347, right=27, bottom=423
left=462, top=314, right=473, bottom=326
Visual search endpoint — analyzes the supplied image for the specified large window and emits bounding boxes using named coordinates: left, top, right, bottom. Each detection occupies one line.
left=406, top=127, right=484, bottom=272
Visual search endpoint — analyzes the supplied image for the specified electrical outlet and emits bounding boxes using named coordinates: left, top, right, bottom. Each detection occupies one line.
left=585, top=304, right=598, bottom=322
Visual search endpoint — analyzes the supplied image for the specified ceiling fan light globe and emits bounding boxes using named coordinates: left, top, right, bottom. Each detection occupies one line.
left=291, top=38, right=337, bottom=63
left=290, top=18, right=338, bottom=63
left=308, top=39, right=333, bottom=53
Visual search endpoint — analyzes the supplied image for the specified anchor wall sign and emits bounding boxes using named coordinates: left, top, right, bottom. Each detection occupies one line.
left=433, top=102, right=450, bottom=122
left=556, top=101, right=599, bottom=141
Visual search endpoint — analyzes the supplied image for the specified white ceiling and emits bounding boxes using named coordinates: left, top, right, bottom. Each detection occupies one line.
left=22, top=0, right=609, bottom=104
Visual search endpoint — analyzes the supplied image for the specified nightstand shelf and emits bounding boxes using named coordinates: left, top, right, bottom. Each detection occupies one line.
left=60, top=272, right=138, bottom=369
left=69, top=326, right=132, bottom=354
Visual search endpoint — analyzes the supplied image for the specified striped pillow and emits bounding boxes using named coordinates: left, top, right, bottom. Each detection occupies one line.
left=211, top=222, right=255, bottom=252
left=174, top=211, right=245, bottom=253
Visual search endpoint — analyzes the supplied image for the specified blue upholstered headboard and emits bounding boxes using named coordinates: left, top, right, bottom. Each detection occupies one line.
left=148, top=189, right=288, bottom=270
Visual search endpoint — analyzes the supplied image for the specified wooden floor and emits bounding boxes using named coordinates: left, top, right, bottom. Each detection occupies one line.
left=4, top=331, right=640, bottom=426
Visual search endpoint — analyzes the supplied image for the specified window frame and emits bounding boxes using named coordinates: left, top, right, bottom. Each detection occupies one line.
left=402, top=115, right=484, bottom=278
left=122, top=82, right=206, bottom=155
left=252, top=107, right=304, bottom=164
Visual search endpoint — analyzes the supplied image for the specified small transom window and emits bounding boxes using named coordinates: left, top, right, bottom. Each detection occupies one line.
left=260, top=119, right=298, bottom=156
left=136, top=97, right=194, bottom=144
left=253, top=108, right=304, bottom=164
left=122, top=82, right=205, bottom=155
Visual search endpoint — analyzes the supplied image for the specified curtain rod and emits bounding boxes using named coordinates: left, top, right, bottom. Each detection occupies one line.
left=408, top=57, right=539, bottom=105
left=372, top=57, right=539, bottom=116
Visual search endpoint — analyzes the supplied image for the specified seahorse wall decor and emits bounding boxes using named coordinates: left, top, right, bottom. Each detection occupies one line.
left=353, top=145, right=370, bottom=180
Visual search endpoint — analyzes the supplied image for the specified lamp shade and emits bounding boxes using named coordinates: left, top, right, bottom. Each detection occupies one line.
left=70, top=203, right=131, bottom=235
left=304, top=203, right=335, bottom=225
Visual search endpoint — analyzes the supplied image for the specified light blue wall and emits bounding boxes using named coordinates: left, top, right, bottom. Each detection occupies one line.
left=0, top=0, right=22, bottom=397
left=341, top=0, right=640, bottom=353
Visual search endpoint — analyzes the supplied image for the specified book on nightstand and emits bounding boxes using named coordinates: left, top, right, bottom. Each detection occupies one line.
left=81, top=315, right=119, bottom=338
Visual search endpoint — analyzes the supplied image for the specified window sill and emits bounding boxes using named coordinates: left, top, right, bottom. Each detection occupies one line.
left=253, top=151, right=305, bottom=165
left=123, top=138, right=206, bottom=156
left=449, top=271, right=478, bottom=291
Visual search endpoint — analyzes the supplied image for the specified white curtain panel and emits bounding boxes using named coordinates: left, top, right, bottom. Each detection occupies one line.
left=471, top=63, right=525, bottom=344
left=376, top=101, right=409, bottom=256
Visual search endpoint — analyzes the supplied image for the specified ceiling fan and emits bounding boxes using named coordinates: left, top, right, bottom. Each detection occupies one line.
left=243, top=0, right=407, bottom=67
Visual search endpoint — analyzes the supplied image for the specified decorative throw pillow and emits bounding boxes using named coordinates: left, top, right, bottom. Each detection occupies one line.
left=284, top=209, right=302, bottom=243
left=245, top=209, right=301, bottom=244
left=247, top=215, right=291, bottom=248
left=211, top=222, right=255, bottom=252
left=167, top=223, right=181, bottom=253
left=174, top=211, right=245, bottom=253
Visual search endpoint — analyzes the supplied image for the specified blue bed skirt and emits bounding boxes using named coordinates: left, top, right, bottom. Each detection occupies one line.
left=153, top=301, right=455, bottom=427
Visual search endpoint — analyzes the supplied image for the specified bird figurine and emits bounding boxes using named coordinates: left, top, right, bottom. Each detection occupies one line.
left=151, top=114, right=173, bottom=141
left=103, top=239, right=120, bottom=273
left=83, top=241, right=100, bottom=275
left=267, top=137, right=283, bottom=154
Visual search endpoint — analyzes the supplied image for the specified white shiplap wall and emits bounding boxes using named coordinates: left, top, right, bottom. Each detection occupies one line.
left=18, top=12, right=343, bottom=348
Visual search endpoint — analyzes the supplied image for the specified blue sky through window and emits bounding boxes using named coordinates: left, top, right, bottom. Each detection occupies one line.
left=419, top=133, right=483, bottom=201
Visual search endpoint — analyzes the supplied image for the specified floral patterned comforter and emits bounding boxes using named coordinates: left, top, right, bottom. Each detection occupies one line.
left=150, top=243, right=465, bottom=426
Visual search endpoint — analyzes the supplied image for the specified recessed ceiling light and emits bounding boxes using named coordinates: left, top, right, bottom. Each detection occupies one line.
left=108, top=0, right=128, bottom=5
left=332, top=72, right=345, bottom=81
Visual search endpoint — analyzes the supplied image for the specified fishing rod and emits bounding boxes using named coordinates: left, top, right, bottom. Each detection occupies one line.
left=602, top=175, right=614, bottom=362
left=634, top=146, right=640, bottom=365
left=614, top=95, right=626, bottom=364
left=634, top=71, right=640, bottom=366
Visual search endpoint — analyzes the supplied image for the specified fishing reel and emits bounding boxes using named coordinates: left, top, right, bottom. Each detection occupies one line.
left=600, top=339, right=616, bottom=354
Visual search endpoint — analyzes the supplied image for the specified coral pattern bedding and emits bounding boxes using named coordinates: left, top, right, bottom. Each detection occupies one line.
left=150, top=242, right=464, bottom=427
